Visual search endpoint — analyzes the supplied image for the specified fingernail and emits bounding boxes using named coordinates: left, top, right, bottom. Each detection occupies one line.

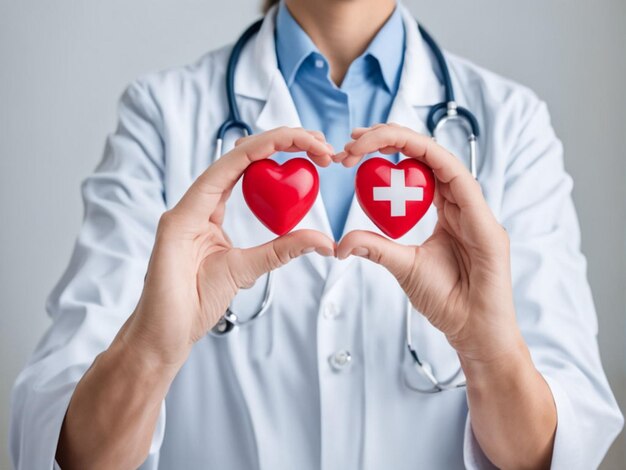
left=315, top=246, right=334, bottom=257
left=351, top=247, right=369, bottom=257
left=301, top=247, right=316, bottom=254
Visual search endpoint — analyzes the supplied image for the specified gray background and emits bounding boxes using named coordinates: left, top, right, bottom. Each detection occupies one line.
left=1, top=0, right=624, bottom=468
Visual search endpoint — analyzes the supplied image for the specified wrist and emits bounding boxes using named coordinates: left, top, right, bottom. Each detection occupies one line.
left=459, top=331, right=557, bottom=470
left=112, top=312, right=190, bottom=381
left=94, top=338, right=180, bottom=404
left=459, top=332, right=535, bottom=390
left=446, top=302, right=524, bottom=373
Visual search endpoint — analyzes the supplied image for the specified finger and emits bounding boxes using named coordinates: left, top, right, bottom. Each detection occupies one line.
left=336, top=230, right=415, bottom=281
left=342, top=154, right=362, bottom=168
left=337, top=122, right=405, bottom=160
left=306, top=129, right=326, bottom=142
left=331, top=149, right=348, bottom=163
left=208, top=188, right=232, bottom=226
left=307, top=130, right=334, bottom=158
left=435, top=180, right=457, bottom=205
left=351, top=128, right=368, bottom=138
left=274, top=143, right=334, bottom=162
left=379, top=145, right=399, bottom=155
left=350, top=122, right=398, bottom=139
left=234, top=135, right=251, bottom=147
left=234, top=230, right=336, bottom=285
left=345, top=125, right=467, bottom=182
left=172, top=127, right=333, bottom=228
left=332, top=149, right=374, bottom=167
left=238, top=128, right=333, bottom=166
left=236, top=128, right=327, bottom=147
left=433, top=179, right=448, bottom=214
left=213, top=128, right=333, bottom=190
left=344, top=125, right=482, bottom=210
left=331, top=150, right=349, bottom=164
left=442, top=198, right=463, bottom=235
left=305, top=149, right=333, bottom=167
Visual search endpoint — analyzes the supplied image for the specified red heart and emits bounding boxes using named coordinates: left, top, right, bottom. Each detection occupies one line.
left=355, top=157, right=435, bottom=239
left=242, top=158, right=319, bottom=236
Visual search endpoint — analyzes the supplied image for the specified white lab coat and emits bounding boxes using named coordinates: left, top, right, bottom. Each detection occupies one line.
left=10, top=4, right=623, bottom=470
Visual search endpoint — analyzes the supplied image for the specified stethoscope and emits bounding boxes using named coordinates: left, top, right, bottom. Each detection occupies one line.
left=211, top=17, right=479, bottom=393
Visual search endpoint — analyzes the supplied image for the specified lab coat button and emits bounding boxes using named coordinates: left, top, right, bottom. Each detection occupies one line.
left=329, top=350, right=352, bottom=371
left=323, top=302, right=340, bottom=319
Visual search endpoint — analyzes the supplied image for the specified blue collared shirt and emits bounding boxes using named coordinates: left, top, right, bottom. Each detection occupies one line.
left=275, top=2, right=405, bottom=240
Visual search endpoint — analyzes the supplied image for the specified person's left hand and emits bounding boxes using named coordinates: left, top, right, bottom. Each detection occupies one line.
left=334, top=123, right=524, bottom=365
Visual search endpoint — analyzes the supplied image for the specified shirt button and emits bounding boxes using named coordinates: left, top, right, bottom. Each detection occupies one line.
left=323, top=302, right=340, bottom=319
left=329, top=350, right=352, bottom=371
left=314, top=58, right=325, bottom=69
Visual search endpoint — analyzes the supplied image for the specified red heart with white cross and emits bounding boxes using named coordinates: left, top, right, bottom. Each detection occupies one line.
left=242, top=158, right=319, bottom=236
left=355, top=157, right=435, bottom=239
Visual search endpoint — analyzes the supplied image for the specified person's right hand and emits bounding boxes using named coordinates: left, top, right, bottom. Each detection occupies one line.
left=121, top=127, right=336, bottom=369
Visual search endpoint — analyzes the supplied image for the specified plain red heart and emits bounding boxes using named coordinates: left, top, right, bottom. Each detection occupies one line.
left=242, top=158, right=319, bottom=236
left=355, top=157, right=435, bottom=239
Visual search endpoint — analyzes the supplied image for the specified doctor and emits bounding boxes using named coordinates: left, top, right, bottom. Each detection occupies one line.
left=10, top=0, right=622, bottom=469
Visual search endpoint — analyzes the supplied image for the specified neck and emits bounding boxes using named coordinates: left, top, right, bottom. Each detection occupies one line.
left=284, top=0, right=397, bottom=85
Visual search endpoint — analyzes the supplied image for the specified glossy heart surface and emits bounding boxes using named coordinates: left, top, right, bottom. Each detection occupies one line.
left=242, top=158, right=319, bottom=236
left=355, top=157, right=435, bottom=239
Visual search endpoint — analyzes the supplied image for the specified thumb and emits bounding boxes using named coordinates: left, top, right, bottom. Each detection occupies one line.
left=232, top=229, right=335, bottom=286
left=337, top=230, right=416, bottom=281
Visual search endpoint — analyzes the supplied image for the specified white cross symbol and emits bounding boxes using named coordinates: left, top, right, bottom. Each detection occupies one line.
left=372, top=169, right=424, bottom=217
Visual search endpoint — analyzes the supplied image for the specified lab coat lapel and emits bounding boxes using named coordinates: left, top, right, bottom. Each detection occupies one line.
left=233, top=6, right=333, bottom=280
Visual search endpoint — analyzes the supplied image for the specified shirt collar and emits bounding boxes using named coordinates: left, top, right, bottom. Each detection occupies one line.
left=275, top=2, right=318, bottom=87
left=363, top=4, right=404, bottom=92
left=275, top=1, right=404, bottom=92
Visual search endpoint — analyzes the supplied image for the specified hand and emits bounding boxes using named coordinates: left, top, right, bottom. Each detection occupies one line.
left=335, top=123, right=522, bottom=364
left=334, top=124, right=557, bottom=469
left=122, top=127, right=336, bottom=368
